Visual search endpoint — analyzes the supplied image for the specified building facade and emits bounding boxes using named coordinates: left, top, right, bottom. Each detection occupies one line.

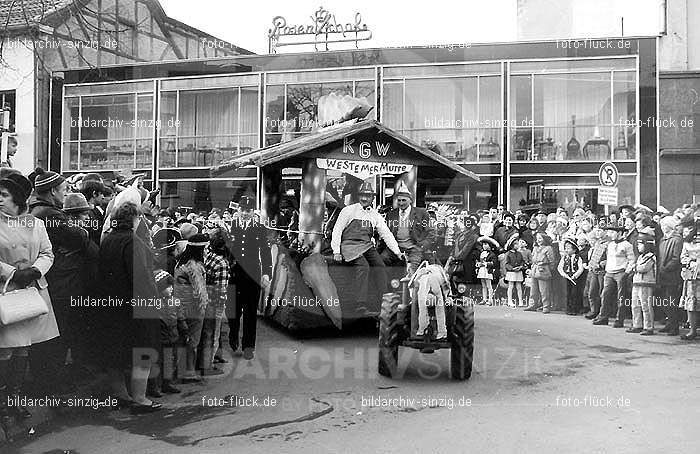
left=55, top=37, right=658, bottom=213
left=0, top=0, right=250, bottom=173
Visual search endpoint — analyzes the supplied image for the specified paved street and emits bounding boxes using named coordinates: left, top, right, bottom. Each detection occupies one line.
left=9, top=305, right=699, bottom=454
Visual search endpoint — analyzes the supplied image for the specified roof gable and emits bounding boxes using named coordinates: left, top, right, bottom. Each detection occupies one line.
left=214, top=120, right=480, bottom=182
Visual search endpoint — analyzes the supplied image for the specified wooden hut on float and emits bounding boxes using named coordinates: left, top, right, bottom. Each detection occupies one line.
left=212, top=118, right=479, bottom=332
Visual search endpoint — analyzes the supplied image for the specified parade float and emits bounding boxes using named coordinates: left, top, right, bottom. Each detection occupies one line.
left=212, top=95, right=479, bottom=331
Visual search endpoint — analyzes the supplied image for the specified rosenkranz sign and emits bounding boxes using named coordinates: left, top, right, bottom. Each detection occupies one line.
left=268, top=6, right=372, bottom=53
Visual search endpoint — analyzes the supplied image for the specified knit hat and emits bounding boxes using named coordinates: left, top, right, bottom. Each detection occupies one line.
left=33, top=168, right=65, bottom=193
left=154, top=270, right=173, bottom=294
left=63, top=193, right=91, bottom=213
left=0, top=173, right=32, bottom=205
left=178, top=222, right=198, bottom=240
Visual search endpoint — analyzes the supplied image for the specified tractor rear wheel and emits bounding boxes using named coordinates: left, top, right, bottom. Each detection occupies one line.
left=450, top=302, right=474, bottom=380
left=378, top=292, right=402, bottom=378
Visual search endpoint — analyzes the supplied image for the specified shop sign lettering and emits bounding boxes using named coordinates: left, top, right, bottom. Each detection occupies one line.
left=317, top=158, right=412, bottom=180
left=342, top=138, right=391, bottom=158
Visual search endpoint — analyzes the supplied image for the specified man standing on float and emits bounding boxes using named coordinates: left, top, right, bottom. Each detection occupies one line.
left=332, top=180, right=404, bottom=305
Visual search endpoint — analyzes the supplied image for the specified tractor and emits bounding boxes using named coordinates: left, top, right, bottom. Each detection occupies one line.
left=377, top=260, right=475, bottom=380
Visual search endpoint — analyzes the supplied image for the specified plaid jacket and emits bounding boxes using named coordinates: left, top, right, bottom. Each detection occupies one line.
left=204, top=248, right=230, bottom=314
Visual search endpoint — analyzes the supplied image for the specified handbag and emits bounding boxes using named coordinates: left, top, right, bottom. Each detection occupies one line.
left=0, top=270, right=48, bottom=326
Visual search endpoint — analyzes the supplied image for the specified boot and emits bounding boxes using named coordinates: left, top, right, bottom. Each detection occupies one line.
left=9, top=356, right=31, bottom=419
left=0, top=359, right=11, bottom=421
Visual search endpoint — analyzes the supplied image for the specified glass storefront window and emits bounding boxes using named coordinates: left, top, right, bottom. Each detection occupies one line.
left=62, top=90, right=154, bottom=171
left=159, top=85, right=260, bottom=168
left=159, top=180, right=257, bottom=214
left=264, top=77, right=376, bottom=146
left=509, top=65, right=638, bottom=162
left=383, top=75, right=503, bottom=162
left=509, top=175, right=636, bottom=215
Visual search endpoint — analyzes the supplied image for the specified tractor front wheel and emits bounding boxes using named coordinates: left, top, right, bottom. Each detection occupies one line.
left=450, top=302, right=475, bottom=380
left=378, top=292, right=402, bottom=378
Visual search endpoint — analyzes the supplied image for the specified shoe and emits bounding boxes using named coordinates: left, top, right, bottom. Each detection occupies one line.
left=231, top=348, right=243, bottom=357
left=592, top=318, right=608, bottom=325
left=130, top=401, right=162, bottom=414
left=146, top=388, right=163, bottom=398
left=523, top=306, right=538, bottom=312
left=243, top=348, right=254, bottom=360
left=680, top=333, right=697, bottom=340
left=542, top=309, right=550, bottom=314
left=585, top=313, right=597, bottom=320
left=435, top=332, right=448, bottom=340
left=612, top=321, right=624, bottom=328
left=640, top=330, right=655, bottom=336
left=180, top=375, right=202, bottom=383
left=213, top=356, right=228, bottom=364
left=658, top=325, right=670, bottom=333
left=626, top=327, right=643, bottom=333
left=201, top=368, right=225, bottom=376
left=161, top=382, right=181, bottom=394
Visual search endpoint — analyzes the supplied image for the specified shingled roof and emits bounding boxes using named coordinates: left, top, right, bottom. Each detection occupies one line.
left=0, top=0, right=73, bottom=30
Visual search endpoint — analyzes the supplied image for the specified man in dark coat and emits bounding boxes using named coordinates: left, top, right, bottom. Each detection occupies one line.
left=80, top=178, right=106, bottom=245
left=380, top=181, right=435, bottom=273
left=226, top=196, right=272, bottom=360
left=657, top=216, right=684, bottom=335
left=452, top=215, right=480, bottom=284
left=28, top=169, right=95, bottom=392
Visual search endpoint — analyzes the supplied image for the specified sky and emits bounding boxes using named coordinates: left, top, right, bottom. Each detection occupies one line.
left=160, top=0, right=661, bottom=55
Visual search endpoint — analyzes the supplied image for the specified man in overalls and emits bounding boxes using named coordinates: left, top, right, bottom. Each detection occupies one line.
left=332, top=181, right=403, bottom=306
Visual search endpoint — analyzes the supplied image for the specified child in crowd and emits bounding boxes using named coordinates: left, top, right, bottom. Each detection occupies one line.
left=150, top=270, right=184, bottom=396
left=504, top=234, right=525, bottom=307
left=479, top=213, right=494, bottom=238
left=628, top=228, right=657, bottom=335
left=476, top=237, right=499, bottom=305
left=577, top=233, right=591, bottom=314
left=559, top=237, right=585, bottom=315
left=518, top=238, right=533, bottom=306
left=679, top=216, right=699, bottom=340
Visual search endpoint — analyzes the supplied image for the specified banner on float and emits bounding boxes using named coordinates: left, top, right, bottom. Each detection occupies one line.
left=316, top=158, right=412, bottom=180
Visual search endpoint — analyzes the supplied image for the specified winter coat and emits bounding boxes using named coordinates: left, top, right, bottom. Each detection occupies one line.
left=96, top=226, right=160, bottom=368
left=632, top=252, right=657, bottom=287
left=0, top=213, right=60, bottom=348
left=494, top=226, right=517, bottom=249
left=657, top=234, right=683, bottom=286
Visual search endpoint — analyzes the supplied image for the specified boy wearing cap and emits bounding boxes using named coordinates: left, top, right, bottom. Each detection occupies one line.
left=628, top=228, right=657, bottom=335
left=558, top=237, right=585, bottom=315
left=593, top=222, right=635, bottom=326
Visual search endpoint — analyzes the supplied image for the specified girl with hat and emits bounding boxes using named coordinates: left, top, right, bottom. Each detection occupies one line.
left=504, top=233, right=525, bottom=308
left=476, top=236, right=499, bottom=305
left=558, top=237, right=585, bottom=315
left=628, top=228, right=657, bottom=335
left=173, top=233, right=210, bottom=381
left=0, top=173, right=60, bottom=420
